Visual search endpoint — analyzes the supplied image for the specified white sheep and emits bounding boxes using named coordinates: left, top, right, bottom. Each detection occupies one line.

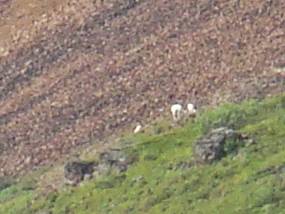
left=170, top=104, right=183, bottom=121
left=133, top=124, right=142, bottom=134
left=187, top=103, right=197, bottom=117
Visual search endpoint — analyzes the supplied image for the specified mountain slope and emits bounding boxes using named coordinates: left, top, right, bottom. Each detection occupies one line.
left=0, top=0, right=284, bottom=177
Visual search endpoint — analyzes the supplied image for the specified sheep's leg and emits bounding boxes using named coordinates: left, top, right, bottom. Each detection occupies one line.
left=173, top=114, right=177, bottom=122
left=172, top=110, right=178, bottom=122
left=177, top=111, right=181, bottom=121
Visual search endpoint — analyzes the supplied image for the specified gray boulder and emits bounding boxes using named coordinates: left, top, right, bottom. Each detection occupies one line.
left=99, top=149, right=127, bottom=166
left=64, top=161, right=95, bottom=186
left=98, top=149, right=135, bottom=173
left=64, top=149, right=137, bottom=185
left=194, top=127, right=245, bottom=164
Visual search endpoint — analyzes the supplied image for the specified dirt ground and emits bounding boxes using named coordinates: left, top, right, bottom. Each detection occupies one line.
left=0, top=0, right=284, bottom=176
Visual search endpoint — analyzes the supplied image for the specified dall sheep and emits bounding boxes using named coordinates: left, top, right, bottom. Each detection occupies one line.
left=171, top=103, right=197, bottom=122
left=170, top=104, right=183, bottom=121
left=133, top=124, right=142, bottom=134
left=187, top=103, right=197, bottom=117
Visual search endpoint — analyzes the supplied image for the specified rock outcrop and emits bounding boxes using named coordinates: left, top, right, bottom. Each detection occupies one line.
left=98, top=149, right=130, bottom=173
left=64, top=149, right=136, bottom=185
left=194, top=127, right=250, bottom=164
left=64, top=161, right=95, bottom=186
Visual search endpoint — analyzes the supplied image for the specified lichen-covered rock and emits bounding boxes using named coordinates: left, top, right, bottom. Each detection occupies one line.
left=194, top=127, right=245, bottom=164
left=99, top=149, right=126, bottom=166
left=64, top=149, right=137, bottom=185
left=64, top=161, right=95, bottom=186
left=98, top=149, right=136, bottom=173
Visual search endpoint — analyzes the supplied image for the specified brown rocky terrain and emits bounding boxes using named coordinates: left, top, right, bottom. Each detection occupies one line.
left=0, top=0, right=284, bottom=177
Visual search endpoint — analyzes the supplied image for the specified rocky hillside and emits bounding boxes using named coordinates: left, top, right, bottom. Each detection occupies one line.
left=0, top=0, right=284, bottom=177
left=0, top=95, right=284, bottom=213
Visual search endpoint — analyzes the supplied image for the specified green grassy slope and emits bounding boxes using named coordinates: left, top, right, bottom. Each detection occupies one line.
left=1, top=94, right=285, bottom=214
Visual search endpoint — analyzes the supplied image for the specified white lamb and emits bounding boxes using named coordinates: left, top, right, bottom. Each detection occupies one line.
left=133, top=124, right=142, bottom=134
left=170, top=104, right=183, bottom=121
left=187, top=103, right=197, bottom=117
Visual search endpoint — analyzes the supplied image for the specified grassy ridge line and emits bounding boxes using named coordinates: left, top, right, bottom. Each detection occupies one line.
left=0, top=94, right=284, bottom=214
